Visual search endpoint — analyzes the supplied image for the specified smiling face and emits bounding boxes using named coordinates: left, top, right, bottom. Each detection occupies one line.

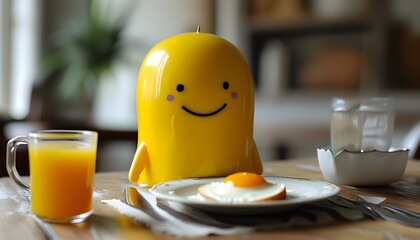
left=175, top=81, right=230, bottom=117
left=138, top=32, right=253, bottom=125
left=168, top=81, right=235, bottom=117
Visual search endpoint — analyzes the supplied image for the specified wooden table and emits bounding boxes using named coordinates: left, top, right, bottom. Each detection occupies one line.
left=1, top=158, right=420, bottom=239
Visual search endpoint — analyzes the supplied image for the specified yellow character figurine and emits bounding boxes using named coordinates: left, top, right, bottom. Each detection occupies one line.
left=128, top=29, right=262, bottom=186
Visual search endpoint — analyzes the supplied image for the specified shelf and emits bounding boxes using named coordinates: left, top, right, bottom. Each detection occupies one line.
left=248, top=11, right=388, bottom=92
left=249, top=17, right=374, bottom=37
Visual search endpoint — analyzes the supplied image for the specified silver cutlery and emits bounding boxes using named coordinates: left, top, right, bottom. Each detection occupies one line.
left=329, top=196, right=378, bottom=219
left=123, top=187, right=165, bottom=221
left=33, top=215, right=58, bottom=240
left=123, top=187, right=232, bottom=228
left=330, top=196, right=420, bottom=227
left=124, top=186, right=420, bottom=228
left=21, top=188, right=58, bottom=240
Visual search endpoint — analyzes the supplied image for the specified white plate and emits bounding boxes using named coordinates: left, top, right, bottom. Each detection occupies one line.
left=149, top=177, right=340, bottom=214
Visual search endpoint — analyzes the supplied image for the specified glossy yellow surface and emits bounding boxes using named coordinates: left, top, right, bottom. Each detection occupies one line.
left=128, top=32, right=262, bottom=186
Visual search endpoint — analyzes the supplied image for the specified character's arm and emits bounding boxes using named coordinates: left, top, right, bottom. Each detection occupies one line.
left=128, top=142, right=149, bottom=183
left=252, top=139, right=263, bottom=174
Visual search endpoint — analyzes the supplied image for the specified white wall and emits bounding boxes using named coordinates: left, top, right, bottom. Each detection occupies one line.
left=0, top=0, right=41, bottom=119
left=214, top=0, right=249, bottom=60
left=0, top=0, right=11, bottom=117
left=125, top=0, right=213, bottom=47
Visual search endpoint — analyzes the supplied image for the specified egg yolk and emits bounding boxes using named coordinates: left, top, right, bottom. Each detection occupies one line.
left=223, top=172, right=267, bottom=187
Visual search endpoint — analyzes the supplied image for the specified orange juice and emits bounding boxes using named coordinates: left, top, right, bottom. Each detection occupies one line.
left=28, top=141, right=96, bottom=220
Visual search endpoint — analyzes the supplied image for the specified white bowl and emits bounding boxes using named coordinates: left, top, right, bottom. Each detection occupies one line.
left=317, top=148, right=409, bottom=186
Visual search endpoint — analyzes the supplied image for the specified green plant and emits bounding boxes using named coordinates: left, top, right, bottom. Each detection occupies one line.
left=41, top=0, right=129, bottom=105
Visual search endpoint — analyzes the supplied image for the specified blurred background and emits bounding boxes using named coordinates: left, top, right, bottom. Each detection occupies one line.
left=1, top=0, right=420, bottom=176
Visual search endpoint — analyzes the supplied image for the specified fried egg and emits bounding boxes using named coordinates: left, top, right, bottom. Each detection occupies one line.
left=197, top=172, right=286, bottom=203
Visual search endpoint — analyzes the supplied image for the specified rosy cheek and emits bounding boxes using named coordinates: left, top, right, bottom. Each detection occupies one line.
left=231, top=92, right=238, bottom=99
left=167, top=95, right=174, bottom=101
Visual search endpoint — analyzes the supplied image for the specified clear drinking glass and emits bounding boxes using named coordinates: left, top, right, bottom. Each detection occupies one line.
left=6, top=130, right=98, bottom=223
left=330, top=97, right=395, bottom=154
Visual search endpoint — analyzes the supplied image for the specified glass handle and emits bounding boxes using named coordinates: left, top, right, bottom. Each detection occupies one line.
left=6, top=136, right=30, bottom=189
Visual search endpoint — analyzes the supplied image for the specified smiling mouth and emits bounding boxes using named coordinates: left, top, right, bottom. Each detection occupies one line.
left=182, top=103, right=227, bottom=117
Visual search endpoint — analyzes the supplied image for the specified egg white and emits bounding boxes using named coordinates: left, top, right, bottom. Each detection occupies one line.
left=197, top=181, right=285, bottom=203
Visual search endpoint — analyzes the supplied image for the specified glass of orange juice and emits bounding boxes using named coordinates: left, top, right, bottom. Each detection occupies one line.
left=6, top=130, right=98, bottom=224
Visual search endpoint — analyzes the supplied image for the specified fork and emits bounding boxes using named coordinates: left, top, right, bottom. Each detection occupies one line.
left=330, top=196, right=420, bottom=227
left=329, top=196, right=379, bottom=219
left=356, top=196, right=420, bottom=227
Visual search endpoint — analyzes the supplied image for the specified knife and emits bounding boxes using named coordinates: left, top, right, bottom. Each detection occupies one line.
left=123, top=187, right=165, bottom=221
left=123, top=187, right=232, bottom=228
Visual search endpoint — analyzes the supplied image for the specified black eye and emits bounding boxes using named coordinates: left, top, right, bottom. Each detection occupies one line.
left=223, top=81, right=229, bottom=90
left=176, top=84, right=184, bottom=92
